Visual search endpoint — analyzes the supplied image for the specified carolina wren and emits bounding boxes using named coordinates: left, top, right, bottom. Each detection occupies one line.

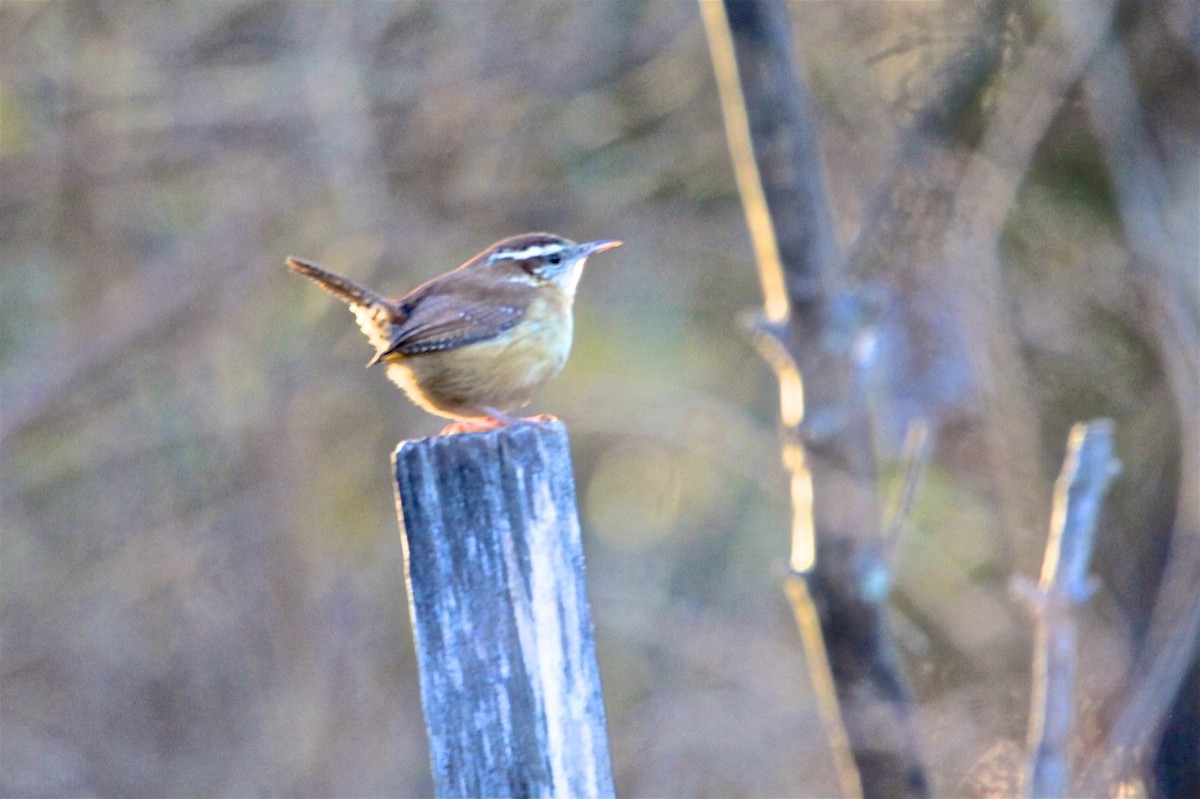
left=287, top=233, right=622, bottom=432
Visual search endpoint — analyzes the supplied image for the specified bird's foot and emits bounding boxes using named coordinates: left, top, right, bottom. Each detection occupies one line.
left=524, top=413, right=559, bottom=424
left=440, top=418, right=506, bottom=435
left=439, top=411, right=560, bottom=435
left=483, top=407, right=559, bottom=427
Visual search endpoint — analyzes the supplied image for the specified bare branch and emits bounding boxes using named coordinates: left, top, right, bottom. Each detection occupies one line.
left=940, top=0, right=1120, bottom=575
left=702, top=2, right=928, bottom=796
left=1038, top=421, right=1121, bottom=601
left=1016, top=420, right=1120, bottom=799
left=882, top=418, right=933, bottom=563
left=1051, top=5, right=1200, bottom=790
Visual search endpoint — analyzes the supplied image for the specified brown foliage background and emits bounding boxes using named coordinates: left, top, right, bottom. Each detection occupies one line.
left=2, top=2, right=1195, bottom=796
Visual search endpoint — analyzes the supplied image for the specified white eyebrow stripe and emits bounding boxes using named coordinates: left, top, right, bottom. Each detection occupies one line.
left=490, top=243, right=567, bottom=262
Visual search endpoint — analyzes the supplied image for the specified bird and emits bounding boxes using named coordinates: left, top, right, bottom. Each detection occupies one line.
left=287, top=233, right=622, bottom=434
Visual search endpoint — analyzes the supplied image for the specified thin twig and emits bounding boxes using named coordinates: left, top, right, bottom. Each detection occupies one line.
left=1051, top=6, right=1200, bottom=789
left=701, top=2, right=928, bottom=797
left=1015, top=420, right=1120, bottom=799
left=882, top=418, right=933, bottom=563
left=783, top=572, right=865, bottom=799
left=941, top=0, right=1120, bottom=575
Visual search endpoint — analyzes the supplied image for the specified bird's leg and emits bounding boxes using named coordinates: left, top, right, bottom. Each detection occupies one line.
left=439, top=417, right=505, bottom=435
left=439, top=407, right=514, bottom=435
left=438, top=408, right=558, bottom=436
left=483, top=406, right=521, bottom=426
left=487, top=407, right=560, bottom=425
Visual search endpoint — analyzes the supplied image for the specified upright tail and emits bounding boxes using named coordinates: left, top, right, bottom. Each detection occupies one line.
left=286, top=256, right=395, bottom=311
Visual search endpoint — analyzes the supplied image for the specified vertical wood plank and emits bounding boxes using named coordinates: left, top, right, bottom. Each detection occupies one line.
left=393, top=421, right=614, bottom=799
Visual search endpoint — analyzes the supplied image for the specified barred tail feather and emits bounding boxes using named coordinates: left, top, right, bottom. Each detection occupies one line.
left=286, top=256, right=394, bottom=311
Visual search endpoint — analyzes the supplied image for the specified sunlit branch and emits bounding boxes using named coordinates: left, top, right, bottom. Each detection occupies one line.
left=701, top=1, right=928, bottom=796
left=1014, top=420, right=1120, bottom=799
left=699, top=0, right=789, bottom=323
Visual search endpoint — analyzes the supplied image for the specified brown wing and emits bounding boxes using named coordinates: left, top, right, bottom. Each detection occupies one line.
left=367, top=278, right=530, bottom=365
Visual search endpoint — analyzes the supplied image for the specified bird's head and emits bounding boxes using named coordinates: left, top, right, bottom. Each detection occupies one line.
left=482, top=233, right=623, bottom=297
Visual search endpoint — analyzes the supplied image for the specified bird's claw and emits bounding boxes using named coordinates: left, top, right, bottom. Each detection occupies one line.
left=439, top=413, right=559, bottom=436
left=440, top=418, right=506, bottom=435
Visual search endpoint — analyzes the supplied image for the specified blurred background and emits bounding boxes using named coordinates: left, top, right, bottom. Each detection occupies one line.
left=2, top=1, right=1196, bottom=797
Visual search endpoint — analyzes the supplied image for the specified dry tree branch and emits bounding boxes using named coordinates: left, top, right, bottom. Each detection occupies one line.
left=847, top=0, right=1008, bottom=277
left=844, top=0, right=1118, bottom=577
left=882, top=419, right=932, bottom=563
left=701, top=2, right=928, bottom=796
left=940, top=0, right=1120, bottom=575
left=1013, top=420, right=1120, bottom=799
left=1050, top=5, right=1200, bottom=791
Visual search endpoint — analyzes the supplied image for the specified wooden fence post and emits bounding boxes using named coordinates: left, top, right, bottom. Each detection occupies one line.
left=392, top=420, right=615, bottom=799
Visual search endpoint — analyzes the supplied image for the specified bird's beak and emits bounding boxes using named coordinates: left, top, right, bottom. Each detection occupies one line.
left=577, top=239, right=623, bottom=257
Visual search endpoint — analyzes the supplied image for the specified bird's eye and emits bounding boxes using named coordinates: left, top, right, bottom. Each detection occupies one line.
left=546, top=252, right=562, bottom=265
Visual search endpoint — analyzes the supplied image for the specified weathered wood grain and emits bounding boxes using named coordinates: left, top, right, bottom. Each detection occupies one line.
left=393, top=420, right=614, bottom=799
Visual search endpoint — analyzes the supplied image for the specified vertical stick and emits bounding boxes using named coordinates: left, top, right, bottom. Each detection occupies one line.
left=1017, top=419, right=1120, bottom=799
left=701, top=2, right=928, bottom=796
left=393, top=421, right=614, bottom=799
